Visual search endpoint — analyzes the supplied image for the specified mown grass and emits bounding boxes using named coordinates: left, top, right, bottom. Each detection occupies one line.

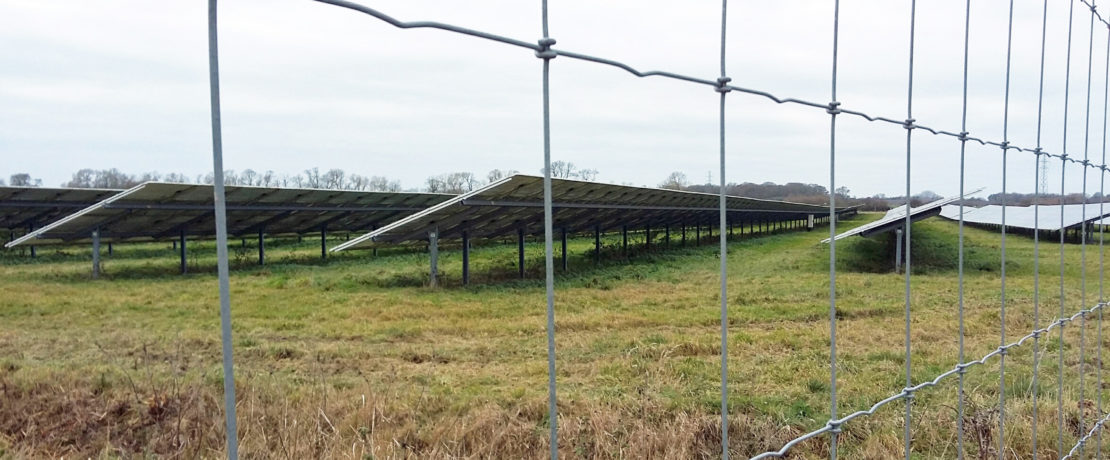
left=0, top=214, right=1108, bottom=459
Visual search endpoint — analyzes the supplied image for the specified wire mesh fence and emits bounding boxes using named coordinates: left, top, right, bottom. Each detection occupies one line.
left=198, top=0, right=1110, bottom=458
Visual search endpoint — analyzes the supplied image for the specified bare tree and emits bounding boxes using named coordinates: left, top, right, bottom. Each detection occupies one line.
left=241, top=169, right=258, bottom=186
left=367, top=175, right=402, bottom=192
left=487, top=168, right=518, bottom=182
left=10, top=173, right=41, bottom=187
left=543, top=160, right=576, bottom=179
left=304, top=167, right=322, bottom=188
left=346, top=174, right=370, bottom=191
left=323, top=169, right=346, bottom=189
left=448, top=172, right=480, bottom=192
left=659, top=171, right=688, bottom=190
left=63, top=169, right=96, bottom=188
left=163, top=172, right=191, bottom=184
left=426, top=172, right=480, bottom=193
left=137, top=171, right=162, bottom=183
left=288, top=173, right=305, bottom=188
left=202, top=170, right=239, bottom=185
left=425, top=176, right=446, bottom=193
left=540, top=161, right=598, bottom=181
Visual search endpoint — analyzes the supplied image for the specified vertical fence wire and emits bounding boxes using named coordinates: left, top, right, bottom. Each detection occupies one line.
left=957, top=0, right=973, bottom=456
left=717, top=0, right=731, bottom=457
left=205, top=0, right=239, bottom=458
left=1078, top=3, right=1097, bottom=456
left=998, top=2, right=1015, bottom=456
left=827, top=1, right=842, bottom=458
left=1098, top=23, right=1110, bottom=459
left=1032, top=1, right=1050, bottom=457
left=902, top=1, right=917, bottom=458
left=1060, top=1, right=1076, bottom=455
left=538, top=1, right=558, bottom=458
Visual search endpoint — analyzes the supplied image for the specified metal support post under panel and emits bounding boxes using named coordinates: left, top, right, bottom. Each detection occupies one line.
left=428, top=228, right=439, bottom=287
left=92, top=228, right=101, bottom=279
left=622, top=225, right=628, bottom=254
left=462, top=230, right=470, bottom=285
left=593, top=225, right=600, bottom=265
left=518, top=227, right=525, bottom=279
left=895, top=227, right=903, bottom=273
left=180, top=230, right=187, bottom=274
left=561, top=228, right=568, bottom=271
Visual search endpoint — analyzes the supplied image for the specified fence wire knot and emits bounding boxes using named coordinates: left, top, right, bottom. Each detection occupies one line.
left=716, top=76, right=732, bottom=94
left=826, top=420, right=843, bottom=435
left=958, top=131, right=970, bottom=142
left=998, top=346, right=1008, bottom=356
left=902, top=118, right=916, bottom=130
left=902, top=387, right=916, bottom=401
left=535, top=37, right=557, bottom=59
left=826, top=101, right=841, bottom=115
left=956, top=362, right=970, bottom=375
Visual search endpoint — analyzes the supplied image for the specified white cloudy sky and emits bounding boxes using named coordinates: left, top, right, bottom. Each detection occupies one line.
left=1, top=0, right=1109, bottom=198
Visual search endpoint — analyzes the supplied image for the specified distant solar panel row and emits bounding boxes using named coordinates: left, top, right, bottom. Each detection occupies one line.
left=0, top=186, right=122, bottom=232
left=822, top=192, right=978, bottom=243
left=939, top=203, right=1110, bottom=231
left=3, top=176, right=853, bottom=281
left=335, top=175, right=849, bottom=250
left=6, top=182, right=452, bottom=246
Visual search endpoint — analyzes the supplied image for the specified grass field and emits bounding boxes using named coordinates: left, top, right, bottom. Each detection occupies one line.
left=1, top=213, right=1108, bottom=459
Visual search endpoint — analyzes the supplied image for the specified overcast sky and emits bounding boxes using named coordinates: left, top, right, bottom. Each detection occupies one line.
left=2, top=0, right=1109, bottom=198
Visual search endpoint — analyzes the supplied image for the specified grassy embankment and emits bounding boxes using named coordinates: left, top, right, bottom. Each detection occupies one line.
left=0, top=213, right=1107, bottom=458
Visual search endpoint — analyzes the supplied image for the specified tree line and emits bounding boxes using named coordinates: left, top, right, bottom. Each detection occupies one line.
left=0, top=161, right=599, bottom=195
left=9, top=167, right=1097, bottom=210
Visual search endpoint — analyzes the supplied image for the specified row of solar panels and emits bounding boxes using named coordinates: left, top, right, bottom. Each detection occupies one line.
left=939, top=203, right=1110, bottom=230
left=3, top=175, right=851, bottom=251
left=823, top=190, right=1110, bottom=243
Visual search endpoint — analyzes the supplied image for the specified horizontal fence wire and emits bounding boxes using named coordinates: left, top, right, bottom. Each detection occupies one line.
left=282, top=0, right=1110, bottom=458
left=1064, top=410, right=1110, bottom=459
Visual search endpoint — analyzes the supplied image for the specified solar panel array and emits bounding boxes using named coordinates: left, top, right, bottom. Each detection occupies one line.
left=5, top=182, right=452, bottom=246
left=0, top=186, right=122, bottom=232
left=336, top=175, right=847, bottom=250
left=822, top=194, right=969, bottom=243
left=939, top=203, right=1110, bottom=231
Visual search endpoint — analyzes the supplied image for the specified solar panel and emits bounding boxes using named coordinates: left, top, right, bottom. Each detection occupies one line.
left=0, top=186, right=122, bottom=231
left=821, top=192, right=980, bottom=243
left=334, top=175, right=849, bottom=250
left=940, top=202, right=1110, bottom=231
left=5, top=182, right=452, bottom=246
